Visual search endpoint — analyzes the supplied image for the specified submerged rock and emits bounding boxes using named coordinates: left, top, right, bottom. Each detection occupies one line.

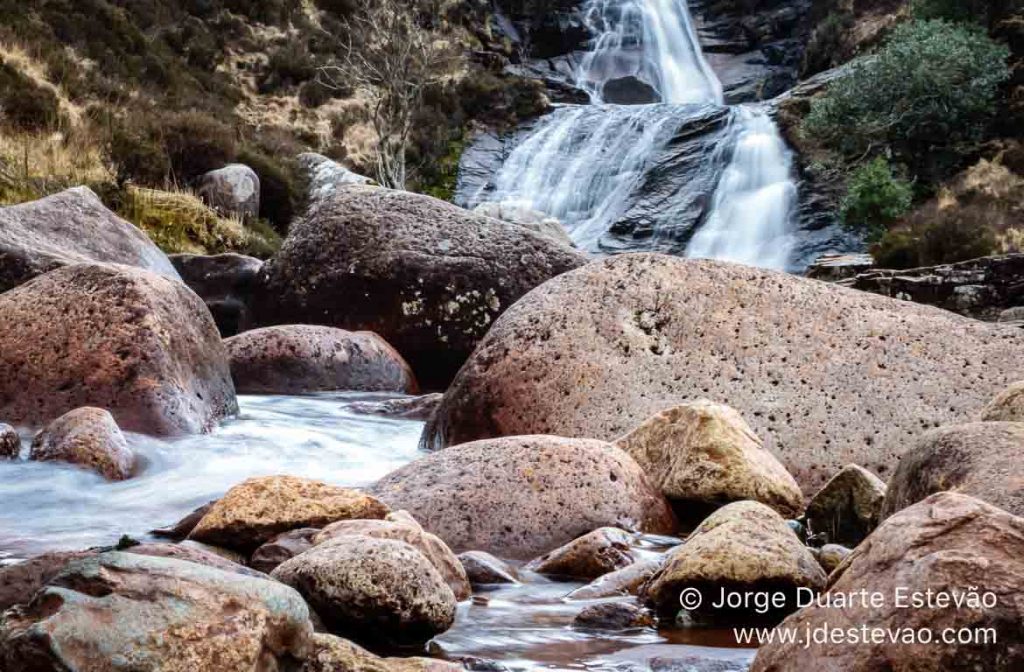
left=189, top=475, right=389, bottom=552
left=29, top=407, right=134, bottom=480
left=349, top=393, right=443, bottom=421
left=881, top=422, right=1024, bottom=519
left=615, top=401, right=803, bottom=518
left=255, top=185, right=586, bottom=388
left=197, top=163, right=261, bottom=219
left=804, top=464, right=887, bottom=547
left=457, top=551, right=518, bottom=586
left=0, top=423, right=19, bottom=459
left=643, top=501, right=826, bottom=621
left=526, top=527, right=634, bottom=580
left=424, top=254, right=1024, bottom=493
left=170, top=253, right=263, bottom=337
left=0, top=186, right=180, bottom=293
left=572, top=602, right=656, bottom=631
left=566, top=556, right=665, bottom=600
left=0, top=264, right=237, bottom=435
left=225, top=325, right=418, bottom=394
left=271, top=536, right=456, bottom=646
left=372, top=435, right=675, bottom=559
left=981, top=380, right=1024, bottom=422
left=751, top=493, right=1024, bottom=672
left=0, top=552, right=313, bottom=671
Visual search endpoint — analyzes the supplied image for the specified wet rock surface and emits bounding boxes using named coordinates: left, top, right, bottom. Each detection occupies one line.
left=526, top=527, right=635, bottom=580
left=572, top=602, right=656, bottom=631
left=170, top=253, right=263, bottom=337
left=424, top=255, right=1024, bottom=493
left=373, top=435, right=675, bottom=559
left=0, top=186, right=180, bottom=293
left=29, top=407, right=135, bottom=480
left=255, top=185, right=586, bottom=388
left=752, top=493, right=1024, bottom=672
left=458, top=551, right=519, bottom=586
left=350, top=394, right=443, bottom=421
left=567, top=556, right=666, bottom=600
left=225, top=325, right=418, bottom=394
left=804, top=464, right=887, bottom=547
left=0, top=263, right=237, bottom=436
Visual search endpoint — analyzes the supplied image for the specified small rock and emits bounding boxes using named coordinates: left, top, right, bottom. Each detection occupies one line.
left=0, top=423, right=19, bottom=459
left=804, top=464, right=887, bottom=547
left=566, top=556, right=665, bottom=599
left=526, top=527, right=634, bottom=580
left=572, top=602, right=656, bottom=630
left=615, top=400, right=804, bottom=518
left=189, top=475, right=389, bottom=552
left=301, top=632, right=462, bottom=672
left=197, top=163, right=260, bottom=219
left=458, top=551, right=519, bottom=586
left=271, top=536, right=456, bottom=646
left=250, top=527, right=320, bottom=574
left=815, top=544, right=851, bottom=574
left=349, top=393, right=444, bottom=421
left=225, top=325, right=418, bottom=394
left=643, top=501, right=826, bottom=621
left=881, top=421, right=1024, bottom=519
left=151, top=501, right=216, bottom=539
left=29, top=407, right=134, bottom=480
left=980, top=380, right=1024, bottom=422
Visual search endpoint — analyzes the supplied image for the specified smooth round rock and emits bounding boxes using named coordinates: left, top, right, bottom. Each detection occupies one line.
left=457, top=551, right=519, bottom=586
left=197, top=164, right=260, bottom=219
left=29, top=407, right=134, bottom=480
left=526, top=527, right=635, bottom=580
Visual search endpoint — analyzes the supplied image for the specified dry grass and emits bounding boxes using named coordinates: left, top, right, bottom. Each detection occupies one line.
left=0, top=127, right=114, bottom=205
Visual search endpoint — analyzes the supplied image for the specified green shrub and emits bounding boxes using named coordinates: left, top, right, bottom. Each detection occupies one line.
left=260, top=42, right=316, bottom=93
left=804, top=20, right=1010, bottom=168
left=911, top=0, right=1009, bottom=26
left=840, top=158, right=914, bottom=242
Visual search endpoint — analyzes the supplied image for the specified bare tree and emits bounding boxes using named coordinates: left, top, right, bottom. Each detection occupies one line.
left=319, top=0, right=462, bottom=190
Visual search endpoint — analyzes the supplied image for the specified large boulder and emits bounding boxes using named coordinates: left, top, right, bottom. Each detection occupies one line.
left=615, top=401, right=804, bottom=518
left=170, top=253, right=263, bottom=337
left=981, top=380, right=1024, bottom=422
left=372, top=435, right=674, bottom=559
left=424, top=255, right=1024, bottom=492
left=0, top=186, right=180, bottom=293
left=804, top=464, right=887, bottom=547
left=881, top=422, right=1024, bottom=519
left=189, top=476, right=389, bottom=552
left=643, top=501, right=827, bottom=621
left=225, top=325, right=418, bottom=394
left=350, top=393, right=443, bottom=421
left=254, top=185, right=587, bottom=387
left=0, top=264, right=237, bottom=435
left=29, top=406, right=135, bottom=480
left=271, top=536, right=456, bottom=646
left=0, top=552, right=313, bottom=671
left=751, top=493, right=1024, bottom=671
left=197, top=163, right=261, bottom=219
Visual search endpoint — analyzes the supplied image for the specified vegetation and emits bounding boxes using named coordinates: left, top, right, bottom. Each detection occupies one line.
left=840, top=158, right=914, bottom=242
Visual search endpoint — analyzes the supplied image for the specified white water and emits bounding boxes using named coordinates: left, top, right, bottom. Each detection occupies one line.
left=469, top=0, right=798, bottom=270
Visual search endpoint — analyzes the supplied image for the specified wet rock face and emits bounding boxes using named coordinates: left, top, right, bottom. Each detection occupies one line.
left=751, top=493, right=1024, bottom=672
left=271, top=536, right=457, bottom=647
left=567, top=556, right=665, bottom=600
left=0, top=423, right=19, bottom=459
left=255, top=185, right=586, bottom=388
left=572, top=602, right=656, bottom=631
left=225, top=325, right=418, bottom=395
left=170, top=253, right=263, bottom=337
left=372, top=435, right=675, bottom=560
left=982, top=381, right=1024, bottom=421
left=29, top=407, right=135, bottom=480
left=614, top=401, right=803, bottom=518
left=189, top=475, right=389, bottom=552
left=197, top=163, right=261, bottom=219
left=526, top=527, right=635, bottom=580
left=804, top=464, right=887, bottom=547
left=881, top=422, right=1024, bottom=519
left=0, top=264, right=238, bottom=436
left=0, top=186, right=180, bottom=293
left=0, top=552, right=313, bottom=672
left=425, top=254, right=1024, bottom=493
left=349, top=394, right=443, bottom=421
left=643, top=501, right=826, bottom=621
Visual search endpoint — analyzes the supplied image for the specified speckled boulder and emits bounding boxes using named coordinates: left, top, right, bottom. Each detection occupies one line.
left=424, top=254, right=1024, bottom=492
left=189, top=476, right=389, bottom=552
left=313, top=518, right=470, bottom=600
left=225, top=325, right=418, bottom=394
left=643, top=501, right=826, bottom=620
left=0, top=186, right=180, bottom=293
left=0, top=423, right=19, bottom=459
left=981, top=380, right=1024, bottom=422
left=881, top=422, right=1024, bottom=519
left=752, top=493, right=1024, bottom=672
left=197, top=163, right=260, bottom=219
left=0, top=552, right=313, bottom=671
left=615, top=401, right=804, bottom=517
left=805, top=464, right=887, bottom=546
left=301, top=633, right=462, bottom=672
left=254, top=185, right=587, bottom=388
left=0, top=264, right=237, bottom=435
left=372, top=435, right=674, bottom=559
left=29, top=407, right=134, bottom=480
left=526, top=527, right=635, bottom=580
left=271, top=536, right=456, bottom=646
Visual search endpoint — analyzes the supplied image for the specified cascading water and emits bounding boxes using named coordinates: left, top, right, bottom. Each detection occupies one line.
left=460, top=0, right=800, bottom=270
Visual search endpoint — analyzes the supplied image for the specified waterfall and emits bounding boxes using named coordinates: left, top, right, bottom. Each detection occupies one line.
left=462, top=0, right=799, bottom=271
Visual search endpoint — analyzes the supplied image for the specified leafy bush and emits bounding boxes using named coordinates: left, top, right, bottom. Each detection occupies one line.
left=840, top=158, right=914, bottom=241
left=911, top=0, right=1009, bottom=26
left=804, top=20, right=1010, bottom=168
